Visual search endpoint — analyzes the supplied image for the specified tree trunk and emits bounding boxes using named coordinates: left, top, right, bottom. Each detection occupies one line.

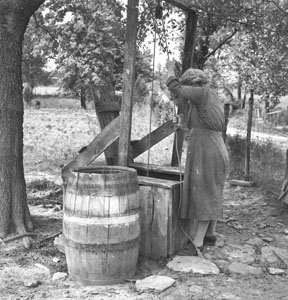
left=242, top=90, right=246, bottom=109
left=237, top=79, right=242, bottom=102
left=0, top=0, right=44, bottom=237
left=80, top=87, right=87, bottom=110
left=245, top=89, right=254, bottom=181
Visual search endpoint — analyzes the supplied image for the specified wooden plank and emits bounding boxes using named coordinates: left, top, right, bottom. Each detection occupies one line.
left=130, top=120, right=177, bottom=160
left=150, top=186, right=169, bottom=259
left=138, top=176, right=188, bottom=259
left=229, top=179, right=255, bottom=187
left=131, top=163, right=183, bottom=181
left=165, top=0, right=196, bottom=11
left=139, top=185, right=153, bottom=257
left=94, top=102, right=121, bottom=112
left=61, top=117, right=120, bottom=185
left=90, top=85, right=120, bottom=165
left=171, top=11, right=198, bottom=166
left=170, top=184, right=190, bottom=255
left=118, top=0, right=139, bottom=166
left=285, top=149, right=288, bottom=178
left=138, top=176, right=180, bottom=189
left=182, top=10, right=198, bottom=73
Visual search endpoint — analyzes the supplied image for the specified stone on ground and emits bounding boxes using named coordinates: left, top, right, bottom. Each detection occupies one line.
left=261, top=246, right=288, bottom=265
left=268, top=267, right=285, bottom=275
left=228, top=262, right=262, bottom=275
left=52, top=272, right=68, bottom=282
left=272, top=247, right=288, bottom=266
left=135, top=275, right=175, bottom=293
left=245, top=237, right=263, bottom=246
left=167, top=256, right=219, bottom=275
left=216, top=292, right=242, bottom=300
left=24, top=279, right=41, bottom=288
left=223, top=244, right=255, bottom=264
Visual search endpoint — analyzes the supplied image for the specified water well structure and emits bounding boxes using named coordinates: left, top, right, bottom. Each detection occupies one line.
left=61, top=0, right=198, bottom=284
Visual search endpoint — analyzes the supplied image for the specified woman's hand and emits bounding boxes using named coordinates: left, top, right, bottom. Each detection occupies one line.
left=166, top=59, right=176, bottom=77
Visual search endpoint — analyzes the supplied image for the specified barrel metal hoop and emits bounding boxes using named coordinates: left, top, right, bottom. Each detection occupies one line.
left=63, top=207, right=140, bottom=218
left=64, top=236, right=140, bottom=253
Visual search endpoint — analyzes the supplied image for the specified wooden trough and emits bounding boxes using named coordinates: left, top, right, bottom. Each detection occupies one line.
left=133, top=163, right=191, bottom=259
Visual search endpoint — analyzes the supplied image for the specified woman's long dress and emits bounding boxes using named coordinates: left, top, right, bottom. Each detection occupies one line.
left=167, top=77, right=229, bottom=220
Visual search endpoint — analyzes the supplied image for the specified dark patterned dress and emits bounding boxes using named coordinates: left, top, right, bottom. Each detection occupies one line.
left=167, top=77, right=229, bottom=220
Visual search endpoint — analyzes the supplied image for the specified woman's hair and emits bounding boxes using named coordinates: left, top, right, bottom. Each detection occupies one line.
left=179, top=68, right=209, bottom=86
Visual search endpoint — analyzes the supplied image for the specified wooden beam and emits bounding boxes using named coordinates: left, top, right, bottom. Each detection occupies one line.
left=171, top=10, right=198, bottom=166
left=165, top=0, right=196, bottom=11
left=181, top=10, right=198, bottom=73
left=118, top=0, right=139, bottom=166
left=130, top=120, right=177, bottom=160
left=90, top=85, right=120, bottom=165
left=61, top=116, right=121, bottom=185
left=130, top=162, right=183, bottom=181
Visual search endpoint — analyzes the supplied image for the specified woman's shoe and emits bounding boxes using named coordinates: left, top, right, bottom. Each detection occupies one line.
left=190, top=244, right=204, bottom=256
left=203, top=235, right=217, bottom=246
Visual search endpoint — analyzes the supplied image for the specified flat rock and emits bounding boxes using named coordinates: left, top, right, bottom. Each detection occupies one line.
left=261, top=246, right=288, bottom=265
left=261, top=246, right=279, bottom=264
left=34, top=263, right=50, bottom=274
left=268, top=267, right=285, bottom=275
left=223, top=244, right=255, bottom=264
left=272, top=247, right=288, bottom=265
left=216, top=292, right=242, bottom=300
left=167, top=256, right=219, bottom=275
left=245, top=237, right=263, bottom=246
left=135, top=275, right=175, bottom=293
left=54, top=234, right=65, bottom=254
left=228, top=262, right=262, bottom=275
left=261, top=237, right=274, bottom=243
left=52, top=272, right=68, bottom=282
left=24, top=279, right=41, bottom=288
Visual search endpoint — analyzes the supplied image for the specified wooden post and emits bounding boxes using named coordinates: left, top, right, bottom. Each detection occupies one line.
left=245, top=89, right=254, bottom=181
left=285, top=149, right=288, bottom=178
left=171, top=10, right=198, bottom=166
left=118, top=0, right=139, bottom=166
left=90, top=86, right=121, bottom=165
left=223, top=103, right=230, bottom=142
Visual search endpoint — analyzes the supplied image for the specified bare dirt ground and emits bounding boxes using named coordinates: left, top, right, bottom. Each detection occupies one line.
left=1, top=174, right=288, bottom=300
left=1, top=105, right=288, bottom=299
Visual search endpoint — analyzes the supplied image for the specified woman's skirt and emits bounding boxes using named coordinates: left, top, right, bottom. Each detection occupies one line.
left=180, top=127, right=229, bottom=220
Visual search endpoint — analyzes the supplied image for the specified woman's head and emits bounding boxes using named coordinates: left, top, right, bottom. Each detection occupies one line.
left=180, top=68, right=209, bottom=86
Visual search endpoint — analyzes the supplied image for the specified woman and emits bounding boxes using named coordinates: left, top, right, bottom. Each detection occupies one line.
left=166, top=60, right=229, bottom=254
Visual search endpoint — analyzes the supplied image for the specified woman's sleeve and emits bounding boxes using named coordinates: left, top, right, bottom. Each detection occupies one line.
left=166, top=76, right=205, bottom=104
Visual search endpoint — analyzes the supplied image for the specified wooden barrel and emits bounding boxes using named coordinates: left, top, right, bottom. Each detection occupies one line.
left=63, top=166, right=140, bottom=285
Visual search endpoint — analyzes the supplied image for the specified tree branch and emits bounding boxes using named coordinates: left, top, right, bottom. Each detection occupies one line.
left=33, top=13, right=59, bottom=47
left=264, top=0, right=288, bottom=15
left=204, top=28, right=238, bottom=60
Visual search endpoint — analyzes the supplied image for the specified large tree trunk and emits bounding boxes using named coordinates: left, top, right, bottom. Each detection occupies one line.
left=0, top=0, right=44, bottom=237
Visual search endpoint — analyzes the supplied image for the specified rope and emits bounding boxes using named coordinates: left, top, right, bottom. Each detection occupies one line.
left=148, top=1, right=201, bottom=256
left=146, top=25, right=158, bottom=178
left=173, top=103, right=202, bottom=256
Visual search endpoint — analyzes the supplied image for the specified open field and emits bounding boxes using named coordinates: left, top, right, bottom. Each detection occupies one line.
left=24, top=97, right=178, bottom=185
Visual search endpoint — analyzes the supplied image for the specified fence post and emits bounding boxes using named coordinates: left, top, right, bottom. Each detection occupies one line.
left=245, top=89, right=254, bottom=181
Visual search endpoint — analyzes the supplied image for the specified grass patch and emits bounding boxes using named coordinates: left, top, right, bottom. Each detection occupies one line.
left=23, top=98, right=178, bottom=179
left=227, top=134, right=285, bottom=195
left=24, top=95, right=286, bottom=198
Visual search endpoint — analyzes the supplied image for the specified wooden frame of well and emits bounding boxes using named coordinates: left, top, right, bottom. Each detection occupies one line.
left=62, top=0, right=198, bottom=260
